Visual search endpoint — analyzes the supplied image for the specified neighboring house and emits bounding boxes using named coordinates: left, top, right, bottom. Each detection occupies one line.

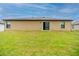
left=72, top=21, right=79, bottom=30
left=0, top=21, right=4, bottom=31
left=3, top=18, right=73, bottom=31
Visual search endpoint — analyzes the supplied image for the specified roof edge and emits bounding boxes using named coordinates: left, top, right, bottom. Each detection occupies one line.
left=3, top=18, right=73, bottom=21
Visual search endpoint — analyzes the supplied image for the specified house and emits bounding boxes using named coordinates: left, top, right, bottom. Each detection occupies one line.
left=0, top=21, right=4, bottom=31
left=3, top=18, right=73, bottom=31
left=72, top=21, right=79, bottom=30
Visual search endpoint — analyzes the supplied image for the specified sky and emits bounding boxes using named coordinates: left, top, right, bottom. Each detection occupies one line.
left=0, top=3, right=79, bottom=20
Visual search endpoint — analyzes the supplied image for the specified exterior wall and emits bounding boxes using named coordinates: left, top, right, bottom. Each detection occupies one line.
left=5, top=21, right=42, bottom=31
left=50, top=21, right=72, bottom=31
left=72, top=24, right=79, bottom=30
left=5, top=20, right=72, bottom=31
left=0, top=24, right=4, bottom=31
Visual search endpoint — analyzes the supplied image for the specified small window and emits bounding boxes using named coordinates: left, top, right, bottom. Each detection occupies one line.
left=6, top=22, right=11, bottom=28
left=60, top=22, right=65, bottom=28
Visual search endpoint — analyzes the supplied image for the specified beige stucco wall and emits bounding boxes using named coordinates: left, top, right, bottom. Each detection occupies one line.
left=5, top=20, right=72, bottom=31
left=5, top=21, right=42, bottom=30
left=50, top=21, right=72, bottom=31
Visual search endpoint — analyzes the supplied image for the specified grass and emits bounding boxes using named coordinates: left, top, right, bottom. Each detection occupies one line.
left=0, top=31, right=79, bottom=56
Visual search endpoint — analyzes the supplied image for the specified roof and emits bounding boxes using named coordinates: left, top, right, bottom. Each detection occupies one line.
left=3, top=18, right=73, bottom=21
left=72, top=21, right=79, bottom=25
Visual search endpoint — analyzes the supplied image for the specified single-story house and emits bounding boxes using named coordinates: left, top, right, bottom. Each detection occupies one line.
left=0, top=21, right=4, bottom=31
left=72, top=21, right=79, bottom=30
left=3, top=18, right=73, bottom=31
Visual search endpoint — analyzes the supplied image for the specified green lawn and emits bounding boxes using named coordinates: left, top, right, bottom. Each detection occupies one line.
left=0, top=31, right=79, bottom=56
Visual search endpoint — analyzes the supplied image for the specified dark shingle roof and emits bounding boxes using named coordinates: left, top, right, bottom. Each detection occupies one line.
left=3, top=18, right=73, bottom=21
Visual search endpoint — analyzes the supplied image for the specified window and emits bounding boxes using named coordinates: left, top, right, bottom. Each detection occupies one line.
left=6, top=22, right=11, bottom=28
left=60, top=22, right=65, bottom=28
